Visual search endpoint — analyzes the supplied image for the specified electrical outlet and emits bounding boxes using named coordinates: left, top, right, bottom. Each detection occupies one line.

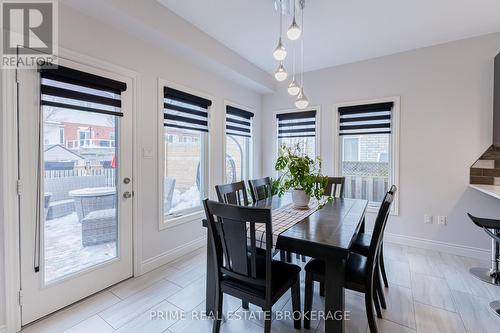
left=437, top=216, right=447, bottom=225
left=424, top=214, right=433, bottom=224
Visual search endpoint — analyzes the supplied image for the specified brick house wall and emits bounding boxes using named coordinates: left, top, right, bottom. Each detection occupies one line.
left=63, top=122, right=114, bottom=145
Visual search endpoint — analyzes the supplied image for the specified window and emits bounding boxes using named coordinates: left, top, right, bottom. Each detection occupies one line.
left=338, top=101, right=399, bottom=211
left=343, top=137, right=360, bottom=161
left=163, top=86, right=211, bottom=219
left=276, top=110, right=317, bottom=159
left=59, top=126, right=64, bottom=145
left=225, top=105, right=254, bottom=183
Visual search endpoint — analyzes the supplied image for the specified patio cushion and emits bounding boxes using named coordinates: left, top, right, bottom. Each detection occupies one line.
left=81, top=209, right=117, bottom=246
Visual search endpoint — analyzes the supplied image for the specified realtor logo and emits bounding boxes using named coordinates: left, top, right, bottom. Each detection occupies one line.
left=1, top=0, right=58, bottom=68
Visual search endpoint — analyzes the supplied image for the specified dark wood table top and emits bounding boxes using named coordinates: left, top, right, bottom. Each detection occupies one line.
left=203, top=195, right=368, bottom=259
left=275, top=197, right=368, bottom=260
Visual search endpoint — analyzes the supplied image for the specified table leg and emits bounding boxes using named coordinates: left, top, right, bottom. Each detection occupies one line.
left=205, top=232, right=216, bottom=316
left=324, top=258, right=345, bottom=333
left=359, top=217, right=365, bottom=233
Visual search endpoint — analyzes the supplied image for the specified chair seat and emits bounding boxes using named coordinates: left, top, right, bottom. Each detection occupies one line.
left=468, top=213, right=500, bottom=229
left=351, top=233, right=371, bottom=255
left=304, top=253, right=368, bottom=290
left=221, top=255, right=301, bottom=302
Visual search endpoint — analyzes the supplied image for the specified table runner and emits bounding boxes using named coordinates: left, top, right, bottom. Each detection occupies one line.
left=253, top=199, right=321, bottom=249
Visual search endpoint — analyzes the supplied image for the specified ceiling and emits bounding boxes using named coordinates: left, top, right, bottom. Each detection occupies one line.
left=157, top=0, right=500, bottom=73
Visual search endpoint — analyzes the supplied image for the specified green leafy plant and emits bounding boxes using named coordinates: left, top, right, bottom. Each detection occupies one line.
left=274, top=144, right=332, bottom=203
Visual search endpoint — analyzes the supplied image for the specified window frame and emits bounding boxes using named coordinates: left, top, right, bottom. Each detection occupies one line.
left=273, top=106, right=321, bottom=175
left=158, top=79, right=212, bottom=230
left=223, top=101, right=254, bottom=184
left=334, top=97, right=400, bottom=215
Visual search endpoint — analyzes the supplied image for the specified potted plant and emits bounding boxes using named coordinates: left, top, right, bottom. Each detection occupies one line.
left=274, top=144, right=331, bottom=208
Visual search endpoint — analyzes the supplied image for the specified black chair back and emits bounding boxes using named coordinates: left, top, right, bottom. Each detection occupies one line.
left=203, top=199, right=273, bottom=299
left=248, top=177, right=272, bottom=202
left=324, top=177, right=345, bottom=198
left=367, top=185, right=397, bottom=271
left=215, top=181, right=249, bottom=206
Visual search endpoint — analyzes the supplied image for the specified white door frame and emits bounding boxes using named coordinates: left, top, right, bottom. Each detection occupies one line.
left=1, top=48, right=142, bottom=333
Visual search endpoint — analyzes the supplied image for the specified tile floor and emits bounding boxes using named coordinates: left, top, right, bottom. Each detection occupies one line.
left=21, top=243, right=500, bottom=333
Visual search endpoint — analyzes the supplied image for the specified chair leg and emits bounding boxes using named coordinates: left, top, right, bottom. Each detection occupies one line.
left=213, top=290, right=223, bottom=333
left=319, top=281, right=325, bottom=297
left=365, top=289, right=378, bottom=333
left=373, top=285, right=382, bottom=319
left=380, top=244, right=389, bottom=288
left=242, top=300, right=249, bottom=309
left=286, top=251, right=292, bottom=262
left=301, top=255, right=306, bottom=262
left=263, top=305, right=272, bottom=333
left=291, top=278, right=301, bottom=329
left=376, top=269, right=386, bottom=310
left=304, top=272, right=314, bottom=329
left=280, top=250, right=286, bottom=261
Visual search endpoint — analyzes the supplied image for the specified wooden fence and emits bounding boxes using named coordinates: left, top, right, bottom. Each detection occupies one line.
left=44, top=168, right=116, bottom=187
left=344, top=175, right=388, bottom=203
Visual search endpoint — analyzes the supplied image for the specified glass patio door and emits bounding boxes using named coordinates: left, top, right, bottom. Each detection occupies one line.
left=17, top=58, right=134, bottom=325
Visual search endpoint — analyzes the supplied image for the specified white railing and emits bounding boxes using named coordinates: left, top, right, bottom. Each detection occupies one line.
left=66, top=139, right=115, bottom=149
left=344, top=175, right=389, bottom=204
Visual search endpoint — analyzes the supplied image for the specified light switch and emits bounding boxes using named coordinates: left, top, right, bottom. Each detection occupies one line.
left=142, top=147, right=153, bottom=159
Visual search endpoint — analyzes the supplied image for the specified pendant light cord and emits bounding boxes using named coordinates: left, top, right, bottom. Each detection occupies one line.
left=300, top=5, right=304, bottom=86
left=279, top=0, right=283, bottom=39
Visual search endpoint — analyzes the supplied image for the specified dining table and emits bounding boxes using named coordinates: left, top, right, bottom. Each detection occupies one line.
left=202, top=195, right=368, bottom=333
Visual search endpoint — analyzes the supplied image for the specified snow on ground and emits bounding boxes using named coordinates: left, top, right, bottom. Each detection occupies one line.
left=170, top=185, right=201, bottom=213
left=44, top=213, right=116, bottom=283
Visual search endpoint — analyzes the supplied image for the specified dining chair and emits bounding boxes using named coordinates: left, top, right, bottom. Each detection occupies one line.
left=303, top=186, right=397, bottom=333
left=215, top=181, right=249, bottom=206
left=203, top=199, right=302, bottom=333
left=248, top=177, right=272, bottom=202
left=215, top=181, right=253, bottom=310
left=248, top=177, right=292, bottom=262
left=323, top=176, right=345, bottom=198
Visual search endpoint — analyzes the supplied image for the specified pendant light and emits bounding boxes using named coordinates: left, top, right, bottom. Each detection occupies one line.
left=273, top=0, right=287, bottom=61
left=295, top=87, right=309, bottom=109
left=287, top=1, right=302, bottom=41
left=288, top=45, right=300, bottom=95
left=295, top=5, right=309, bottom=109
left=274, top=61, right=288, bottom=81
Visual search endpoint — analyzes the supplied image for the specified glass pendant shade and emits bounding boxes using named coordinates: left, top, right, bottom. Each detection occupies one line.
left=287, top=18, right=302, bottom=40
left=295, top=87, right=309, bottom=109
left=274, top=62, right=288, bottom=81
left=273, top=38, right=287, bottom=61
left=287, top=79, right=300, bottom=95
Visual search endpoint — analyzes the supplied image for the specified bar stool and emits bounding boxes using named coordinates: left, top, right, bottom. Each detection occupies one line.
left=467, top=213, right=500, bottom=317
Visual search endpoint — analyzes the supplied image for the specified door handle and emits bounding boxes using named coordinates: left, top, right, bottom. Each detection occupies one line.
left=123, top=191, right=132, bottom=199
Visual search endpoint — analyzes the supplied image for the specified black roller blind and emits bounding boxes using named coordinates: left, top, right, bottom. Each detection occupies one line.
left=338, top=102, right=393, bottom=136
left=276, top=110, right=316, bottom=139
left=39, top=65, right=127, bottom=117
left=164, top=87, right=212, bottom=132
left=226, top=105, right=254, bottom=138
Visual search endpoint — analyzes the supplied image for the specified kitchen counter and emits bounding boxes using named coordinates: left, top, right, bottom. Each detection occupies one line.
left=470, top=184, right=500, bottom=200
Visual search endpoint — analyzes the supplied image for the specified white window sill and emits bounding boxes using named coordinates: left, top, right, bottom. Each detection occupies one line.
left=160, top=210, right=205, bottom=230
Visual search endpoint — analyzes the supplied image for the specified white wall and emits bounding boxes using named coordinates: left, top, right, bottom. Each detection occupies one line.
left=262, top=32, right=500, bottom=252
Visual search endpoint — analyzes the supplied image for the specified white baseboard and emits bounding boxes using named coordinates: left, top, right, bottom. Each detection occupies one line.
left=384, top=232, right=490, bottom=260
left=140, top=236, right=206, bottom=274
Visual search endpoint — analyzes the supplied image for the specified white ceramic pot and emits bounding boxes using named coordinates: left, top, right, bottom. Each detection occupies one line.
left=292, top=189, right=311, bottom=208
